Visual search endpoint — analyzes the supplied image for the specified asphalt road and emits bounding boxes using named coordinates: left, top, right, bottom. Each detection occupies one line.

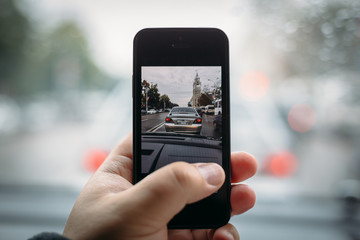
left=141, top=112, right=221, bottom=139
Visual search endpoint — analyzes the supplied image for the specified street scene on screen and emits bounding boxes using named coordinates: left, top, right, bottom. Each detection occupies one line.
left=141, top=66, right=222, bottom=139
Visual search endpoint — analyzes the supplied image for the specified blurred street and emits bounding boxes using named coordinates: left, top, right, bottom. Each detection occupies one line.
left=0, top=123, right=92, bottom=188
left=1, top=0, right=360, bottom=239
left=0, top=186, right=359, bottom=240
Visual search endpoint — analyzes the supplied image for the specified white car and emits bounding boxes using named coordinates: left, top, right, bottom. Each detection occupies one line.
left=205, top=105, right=215, bottom=114
left=164, top=107, right=202, bottom=134
left=147, top=109, right=157, bottom=114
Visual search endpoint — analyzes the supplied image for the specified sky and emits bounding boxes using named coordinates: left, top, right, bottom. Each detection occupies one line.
left=142, top=67, right=221, bottom=106
left=22, top=0, right=245, bottom=78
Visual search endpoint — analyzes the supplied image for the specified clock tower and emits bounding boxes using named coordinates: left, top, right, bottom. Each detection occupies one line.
left=191, top=72, right=201, bottom=107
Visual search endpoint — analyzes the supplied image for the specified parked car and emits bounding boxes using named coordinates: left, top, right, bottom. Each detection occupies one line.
left=205, top=105, right=215, bottom=114
left=195, top=107, right=204, bottom=117
left=147, top=109, right=157, bottom=114
left=164, top=107, right=202, bottom=134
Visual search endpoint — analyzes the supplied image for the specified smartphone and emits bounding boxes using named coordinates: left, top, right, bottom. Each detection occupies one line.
left=133, top=28, right=230, bottom=229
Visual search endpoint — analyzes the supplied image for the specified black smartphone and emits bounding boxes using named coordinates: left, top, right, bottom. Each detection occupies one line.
left=133, top=28, right=230, bottom=229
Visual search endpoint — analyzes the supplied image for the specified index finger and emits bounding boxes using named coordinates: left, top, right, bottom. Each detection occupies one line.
left=112, top=132, right=133, bottom=159
left=98, top=132, right=133, bottom=182
left=231, top=151, right=257, bottom=183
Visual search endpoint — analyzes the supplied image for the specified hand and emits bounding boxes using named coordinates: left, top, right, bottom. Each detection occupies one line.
left=63, top=133, right=257, bottom=240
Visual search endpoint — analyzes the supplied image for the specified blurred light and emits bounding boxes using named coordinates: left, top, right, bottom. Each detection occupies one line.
left=265, top=151, right=298, bottom=178
left=288, top=104, right=316, bottom=133
left=238, top=71, right=270, bottom=101
left=82, top=149, right=108, bottom=172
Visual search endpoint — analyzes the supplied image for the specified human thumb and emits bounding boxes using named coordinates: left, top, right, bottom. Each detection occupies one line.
left=117, top=161, right=225, bottom=227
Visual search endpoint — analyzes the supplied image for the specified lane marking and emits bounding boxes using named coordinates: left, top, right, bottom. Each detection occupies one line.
left=146, top=122, right=165, bottom=133
left=150, top=122, right=165, bottom=132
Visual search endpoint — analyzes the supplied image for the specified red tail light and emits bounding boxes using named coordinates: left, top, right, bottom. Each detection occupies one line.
left=194, top=118, right=202, bottom=123
left=82, top=149, right=108, bottom=172
left=165, top=117, right=173, bottom=123
left=265, top=151, right=298, bottom=177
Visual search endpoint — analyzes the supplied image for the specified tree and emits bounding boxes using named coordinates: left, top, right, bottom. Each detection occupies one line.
left=199, top=93, right=212, bottom=106
left=159, top=94, right=171, bottom=109
left=147, top=83, right=160, bottom=109
left=0, top=5, right=114, bottom=97
left=214, top=86, right=222, bottom=100
left=141, top=80, right=150, bottom=108
left=18, top=21, right=112, bottom=94
left=0, top=0, right=30, bottom=94
left=171, top=103, right=179, bottom=108
left=247, top=0, right=360, bottom=78
left=142, top=80, right=150, bottom=88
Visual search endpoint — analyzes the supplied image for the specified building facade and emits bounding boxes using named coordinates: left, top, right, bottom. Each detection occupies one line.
left=190, top=72, right=201, bottom=107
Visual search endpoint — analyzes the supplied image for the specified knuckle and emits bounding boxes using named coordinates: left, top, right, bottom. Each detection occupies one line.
left=170, top=162, right=196, bottom=189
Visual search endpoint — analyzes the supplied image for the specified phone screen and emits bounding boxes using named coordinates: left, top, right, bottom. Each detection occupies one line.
left=140, top=66, right=223, bottom=174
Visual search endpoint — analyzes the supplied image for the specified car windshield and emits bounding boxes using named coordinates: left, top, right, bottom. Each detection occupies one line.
left=140, top=66, right=222, bottom=140
left=1, top=1, right=360, bottom=239
left=171, top=108, right=196, bottom=114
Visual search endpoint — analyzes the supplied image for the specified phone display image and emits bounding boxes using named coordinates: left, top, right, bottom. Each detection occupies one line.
left=140, top=66, right=222, bottom=174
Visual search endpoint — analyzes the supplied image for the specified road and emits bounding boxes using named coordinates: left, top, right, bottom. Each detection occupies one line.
left=141, top=112, right=221, bottom=139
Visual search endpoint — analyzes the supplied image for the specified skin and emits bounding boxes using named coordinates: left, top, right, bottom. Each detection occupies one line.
left=63, top=133, right=257, bottom=240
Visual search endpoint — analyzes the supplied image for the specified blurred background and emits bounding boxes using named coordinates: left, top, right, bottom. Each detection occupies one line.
left=0, top=0, right=359, bottom=239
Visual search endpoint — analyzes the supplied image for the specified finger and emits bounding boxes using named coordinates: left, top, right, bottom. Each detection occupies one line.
left=118, top=162, right=225, bottom=227
left=113, top=132, right=133, bottom=158
left=168, top=229, right=193, bottom=240
left=98, top=133, right=133, bottom=181
left=231, top=184, right=256, bottom=215
left=191, top=228, right=214, bottom=239
left=231, top=152, right=257, bottom=183
left=191, top=223, right=239, bottom=240
left=212, top=223, right=239, bottom=240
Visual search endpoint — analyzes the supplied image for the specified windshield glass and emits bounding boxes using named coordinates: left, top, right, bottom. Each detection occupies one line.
left=1, top=1, right=360, bottom=239
left=141, top=66, right=222, bottom=140
left=170, top=107, right=197, bottom=114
